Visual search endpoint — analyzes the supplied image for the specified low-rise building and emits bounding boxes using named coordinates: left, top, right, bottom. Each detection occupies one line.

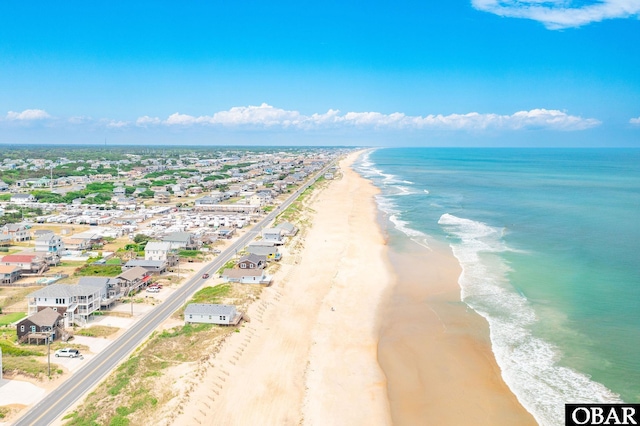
left=0, top=265, right=21, bottom=284
left=184, top=303, right=242, bottom=326
left=16, top=307, right=66, bottom=344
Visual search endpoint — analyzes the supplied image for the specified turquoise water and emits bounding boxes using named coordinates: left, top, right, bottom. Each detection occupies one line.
left=355, top=148, right=640, bottom=426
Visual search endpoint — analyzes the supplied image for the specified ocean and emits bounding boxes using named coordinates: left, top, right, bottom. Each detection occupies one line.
left=355, top=148, right=640, bottom=426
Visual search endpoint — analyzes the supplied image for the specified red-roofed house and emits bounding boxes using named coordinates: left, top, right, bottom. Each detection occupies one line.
left=1, top=253, right=48, bottom=274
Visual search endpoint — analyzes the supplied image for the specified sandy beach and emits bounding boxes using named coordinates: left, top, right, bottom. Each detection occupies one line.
left=377, top=232, right=537, bottom=425
left=175, top=151, right=392, bottom=425
left=174, top=150, right=536, bottom=425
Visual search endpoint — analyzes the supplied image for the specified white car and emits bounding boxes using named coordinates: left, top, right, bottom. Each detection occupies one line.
left=55, top=348, right=81, bottom=358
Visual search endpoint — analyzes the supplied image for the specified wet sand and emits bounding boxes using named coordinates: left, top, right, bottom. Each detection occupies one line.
left=377, top=236, right=537, bottom=425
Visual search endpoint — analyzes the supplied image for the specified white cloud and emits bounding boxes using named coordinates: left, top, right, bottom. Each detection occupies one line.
left=471, top=0, right=640, bottom=29
left=136, top=105, right=599, bottom=132
left=105, top=120, right=129, bottom=129
left=630, top=116, right=640, bottom=125
left=5, top=109, right=51, bottom=121
left=136, top=116, right=162, bottom=126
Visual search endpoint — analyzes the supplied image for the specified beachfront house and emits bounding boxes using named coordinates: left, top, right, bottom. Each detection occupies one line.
left=274, top=221, right=298, bottom=237
left=246, top=245, right=281, bottom=261
left=221, top=268, right=272, bottom=285
left=184, top=303, right=242, bottom=326
left=262, top=228, right=284, bottom=245
left=237, top=253, right=266, bottom=269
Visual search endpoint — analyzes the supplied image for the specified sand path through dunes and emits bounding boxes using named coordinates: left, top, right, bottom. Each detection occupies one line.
left=175, top=151, right=392, bottom=426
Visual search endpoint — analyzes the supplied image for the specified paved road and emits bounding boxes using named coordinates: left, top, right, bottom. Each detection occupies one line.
left=14, top=163, right=334, bottom=426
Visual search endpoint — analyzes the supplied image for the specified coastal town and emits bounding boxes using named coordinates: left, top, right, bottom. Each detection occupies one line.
left=0, top=146, right=345, bottom=424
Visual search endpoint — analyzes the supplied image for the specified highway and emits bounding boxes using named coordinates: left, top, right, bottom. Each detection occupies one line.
left=14, top=163, right=333, bottom=426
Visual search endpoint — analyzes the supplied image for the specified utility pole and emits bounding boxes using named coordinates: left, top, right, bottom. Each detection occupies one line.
left=47, top=335, right=51, bottom=377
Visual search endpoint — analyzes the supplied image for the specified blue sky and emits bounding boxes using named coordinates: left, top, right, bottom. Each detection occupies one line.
left=0, top=1, right=639, bottom=146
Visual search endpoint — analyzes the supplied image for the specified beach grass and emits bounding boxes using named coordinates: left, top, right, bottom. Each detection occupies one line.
left=75, top=325, right=119, bottom=338
left=0, top=312, right=26, bottom=326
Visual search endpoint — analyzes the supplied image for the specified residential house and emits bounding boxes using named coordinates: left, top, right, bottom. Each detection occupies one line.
left=27, top=283, right=102, bottom=326
left=144, top=241, right=175, bottom=262
left=221, top=268, right=272, bottom=285
left=122, top=259, right=167, bottom=274
left=1, top=253, right=47, bottom=273
left=10, top=193, right=36, bottom=204
left=62, top=237, right=92, bottom=252
left=77, top=276, right=121, bottom=308
left=246, top=245, right=281, bottom=261
left=16, top=307, right=65, bottom=344
left=184, top=303, right=242, bottom=326
left=1, top=223, right=31, bottom=242
left=237, top=253, right=266, bottom=269
left=262, top=228, right=284, bottom=245
left=0, top=265, right=21, bottom=284
left=274, top=221, right=299, bottom=237
left=116, top=266, right=151, bottom=295
left=163, top=232, right=197, bottom=250
left=35, top=234, right=65, bottom=254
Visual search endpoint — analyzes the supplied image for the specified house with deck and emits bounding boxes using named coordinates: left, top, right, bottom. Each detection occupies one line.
left=1, top=223, right=31, bottom=242
left=27, top=283, right=103, bottom=326
left=1, top=253, right=48, bottom=274
left=0, top=265, right=21, bottom=284
left=35, top=234, right=65, bottom=254
left=246, top=245, right=281, bottom=261
left=116, top=266, right=152, bottom=295
left=16, top=307, right=67, bottom=344
left=262, top=228, right=284, bottom=245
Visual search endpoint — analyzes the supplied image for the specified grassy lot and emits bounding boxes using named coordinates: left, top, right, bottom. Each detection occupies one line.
left=63, top=283, right=257, bottom=426
left=216, top=260, right=236, bottom=275
left=75, top=325, right=119, bottom=338
left=0, top=286, right=37, bottom=312
left=0, top=312, right=26, bottom=326
left=74, top=264, right=123, bottom=277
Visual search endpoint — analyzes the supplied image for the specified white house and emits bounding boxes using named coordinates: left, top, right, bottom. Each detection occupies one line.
left=35, top=234, right=65, bottom=254
left=221, top=268, right=272, bottom=285
left=184, top=303, right=242, bottom=326
left=262, top=228, right=284, bottom=245
left=27, top=283, right=103, bottom=327
left=144, top=241, right=172, bottom=261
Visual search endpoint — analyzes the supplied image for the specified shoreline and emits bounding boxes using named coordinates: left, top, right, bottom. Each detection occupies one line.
left=375, top=217, right=537, bottom=424
left=172, top=151, right=393, bottom=425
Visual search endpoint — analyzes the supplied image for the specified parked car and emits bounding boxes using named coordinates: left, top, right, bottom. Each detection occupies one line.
left=55, top=348, right=81, bottom=358
left=202, top=273, right=210, bottom=279
left=146, top=287, right=159, bottom=293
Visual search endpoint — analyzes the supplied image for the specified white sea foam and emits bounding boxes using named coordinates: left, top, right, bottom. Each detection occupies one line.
left=438, top=213, right=622, bottom=426
left=373, top=194, right=431, bottom=249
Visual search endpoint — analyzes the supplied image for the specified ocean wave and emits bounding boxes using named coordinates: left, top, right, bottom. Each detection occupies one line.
left=438, top=213, right=622, bottom=426
left=374, top=194, right=431, bottom=249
